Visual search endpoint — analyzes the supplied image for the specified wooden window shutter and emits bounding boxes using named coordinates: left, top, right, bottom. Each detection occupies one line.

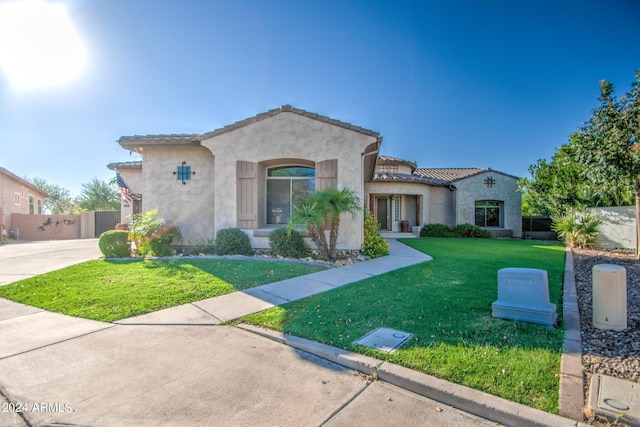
left=236, top=160, right=258, bottom=229
left=316, top=159, right=338, bottom=191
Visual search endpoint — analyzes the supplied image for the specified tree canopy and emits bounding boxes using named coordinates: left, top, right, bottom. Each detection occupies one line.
left=521, top=70, right=640, bottom=255
left=75, top=177, right=120, bottom=211
left=27, top=176, right=75, bottom=214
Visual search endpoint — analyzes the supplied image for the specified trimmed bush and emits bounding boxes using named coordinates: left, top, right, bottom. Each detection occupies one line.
left=451, top=224, right=493, bottom=238
left=361, top=210, right=389, bottom=258
left=419, top=223, right=493, bottom=238
left=98, top=230, right=131, bottom=258
left=269, top=228, right=310, bottom=258
left=215, top=228, right=253, bottom=256
left=420, top=223, right=453, bottom=237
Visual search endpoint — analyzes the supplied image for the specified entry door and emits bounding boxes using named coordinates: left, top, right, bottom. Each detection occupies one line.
left=376, top=197, right=390, bottom=230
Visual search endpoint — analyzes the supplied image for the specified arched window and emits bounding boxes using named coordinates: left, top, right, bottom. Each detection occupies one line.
left=266, top=166, right=315, bottom=225
left=475, top=200, right=503, bottom=227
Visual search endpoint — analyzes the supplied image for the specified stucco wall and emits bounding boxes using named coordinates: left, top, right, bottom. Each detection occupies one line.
left=11, top=214, right=80, bottom=240
left=202, top=112, right=377, bottom=249
left=589, top=206, right=636, bottom=250
left=454, top=171, right=522, bottom=237
left=142, top=146, right=215, bottom=244
left=0, top=172, right=47, bottom=237
left=429, top=186, right=456, bottom=226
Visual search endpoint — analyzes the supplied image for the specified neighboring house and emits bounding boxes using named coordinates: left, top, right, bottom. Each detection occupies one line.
left=0, top=167, right=48, bottom=239
left=108, top=105, right=522, bottom=250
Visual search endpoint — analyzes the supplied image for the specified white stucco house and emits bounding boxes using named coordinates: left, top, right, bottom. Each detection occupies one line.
left=108, top=105, right=522, bottom=250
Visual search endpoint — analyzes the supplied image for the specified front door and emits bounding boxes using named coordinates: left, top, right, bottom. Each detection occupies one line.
left=375, top=197, right=390, bottom=230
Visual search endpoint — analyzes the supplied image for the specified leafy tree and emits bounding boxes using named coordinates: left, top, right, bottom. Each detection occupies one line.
left=26, top=176, right=75, bottom=214
left=291, top=186, right=361, bottom=261
left=75, top=177, right=120, bottom=211
left=519, top=142, right=633, bottom=216
left=570, top=71, right=640, bottom=256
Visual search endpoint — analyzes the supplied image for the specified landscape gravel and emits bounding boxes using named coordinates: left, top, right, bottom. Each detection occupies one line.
left=572, top=248, right=640, bottom=391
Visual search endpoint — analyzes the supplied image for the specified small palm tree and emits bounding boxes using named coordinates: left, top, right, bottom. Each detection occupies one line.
left=291, top=186, right=361, bottom=260
left=551, top=209, right=602, bottom=248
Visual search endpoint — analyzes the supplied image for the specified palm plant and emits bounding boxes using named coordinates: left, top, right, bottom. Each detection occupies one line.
left=551, top=209, right=602, bottom=248
left=291, top=186, right=361, bottom=260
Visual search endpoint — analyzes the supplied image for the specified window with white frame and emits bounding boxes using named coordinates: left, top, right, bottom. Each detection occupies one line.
left=14, top=192, right=20, bottom=205
left=29, top=196, right=34, bottom=214
left=266, top=166, right=315, bottom=225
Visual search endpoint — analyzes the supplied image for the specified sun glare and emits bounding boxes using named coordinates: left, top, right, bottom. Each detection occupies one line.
left=0, top=0, right=86, bottom=89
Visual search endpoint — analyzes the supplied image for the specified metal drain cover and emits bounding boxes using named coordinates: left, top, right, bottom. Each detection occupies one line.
left=353, top=327, right=413, bottom=353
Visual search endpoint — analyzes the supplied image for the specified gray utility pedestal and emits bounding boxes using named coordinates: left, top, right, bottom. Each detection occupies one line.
left=492, top=268, right=557, bottom=326
left=592, top=264, right=627, bottom=331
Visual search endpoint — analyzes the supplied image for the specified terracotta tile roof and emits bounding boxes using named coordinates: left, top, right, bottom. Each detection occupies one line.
left=107, top=161, right=142, bottom=171
left=415, top=167, right=520, bottom=181
left=414, top=168, right=485, bottom=182
left=117, top=105, right=381, bottom=152
left=377, top=155, right=417, bottom=171
left=201, top=105, right=381, bottom=140
left=118, top=134, right=201, bottom=151
left=372, top=172, right=451, bottom=187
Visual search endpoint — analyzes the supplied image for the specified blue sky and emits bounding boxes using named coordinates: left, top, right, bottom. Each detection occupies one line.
left=1, top=0, right=639, bottom=196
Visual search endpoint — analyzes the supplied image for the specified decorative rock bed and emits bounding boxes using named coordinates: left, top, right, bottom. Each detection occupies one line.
left=572, top=248, right=640, bottom=391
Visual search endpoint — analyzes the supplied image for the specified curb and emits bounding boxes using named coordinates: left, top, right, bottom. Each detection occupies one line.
left=559, top=247, right=585, bottom=421
left=237, top=323, right=588, bottom=427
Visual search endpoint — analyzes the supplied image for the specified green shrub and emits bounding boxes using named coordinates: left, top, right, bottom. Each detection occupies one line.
left=419, top=223, right=492, bottom=238
left=269, top=228, right=310, bottom=258
left=420, top=223, right=453, bottom=237
left=215, top=228, right=253, bottom=256
left=137, top=226, right=180, bottom=257
left=98, top=230, right=131, bottom=258
left=451, top=223, right=493, bottom=238
left=361, top=210, right=389, bottom=258
left=552, top=210, right=602, bottom=248
left=129, top=209, right=181, bottom=257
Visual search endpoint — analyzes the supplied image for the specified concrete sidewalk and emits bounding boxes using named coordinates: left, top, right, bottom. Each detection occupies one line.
left=116, top=239, right=432, bottom=325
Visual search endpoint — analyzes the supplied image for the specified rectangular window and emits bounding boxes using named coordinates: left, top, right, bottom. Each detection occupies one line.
left=267, top=179, right=291, bottom=225
left=37, top=199, right=43, bottom=214
left=266, top=166, right=315, bottom=225
left=14, top=192, right=20, bottom=205
left=475, top=201, right=502, bottom=227
left=29, top=196, right=35, bottom=214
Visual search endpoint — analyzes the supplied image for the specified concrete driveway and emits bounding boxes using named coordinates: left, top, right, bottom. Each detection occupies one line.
left=0, top=239, right=101, bottom=286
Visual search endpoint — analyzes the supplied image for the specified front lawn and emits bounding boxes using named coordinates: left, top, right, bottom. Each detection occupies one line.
left=0, top=258, right=324, bottom=322
left=241, top=238, right=566, bottom=413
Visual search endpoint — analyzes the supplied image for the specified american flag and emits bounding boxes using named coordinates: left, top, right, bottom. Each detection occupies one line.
left=117, top=174, right=140, bottom=202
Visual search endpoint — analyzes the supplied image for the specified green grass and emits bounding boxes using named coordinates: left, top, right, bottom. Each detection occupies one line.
left=0, top=258, right=323, bottom=322
left=241, top=238, right=566, bottom=413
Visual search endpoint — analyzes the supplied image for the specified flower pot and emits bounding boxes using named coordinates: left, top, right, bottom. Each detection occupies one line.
left=400, top=220, right=409, bottom=233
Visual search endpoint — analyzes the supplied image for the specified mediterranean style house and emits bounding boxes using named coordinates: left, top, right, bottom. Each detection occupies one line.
left=108, top=105, right=522, bottom=250
left=0, top=167, right=48, bottom=239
